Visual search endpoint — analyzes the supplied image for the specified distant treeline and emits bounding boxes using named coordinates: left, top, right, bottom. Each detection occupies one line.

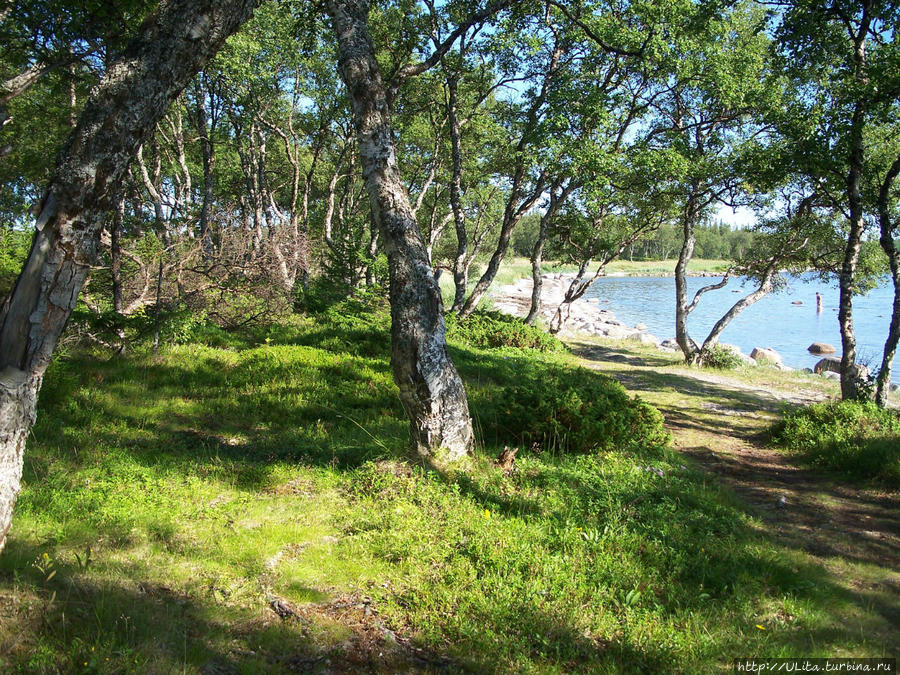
left=513, top=217, right=756, bottom=262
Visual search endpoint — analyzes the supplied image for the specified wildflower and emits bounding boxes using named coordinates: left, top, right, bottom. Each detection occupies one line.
left=755, top=624, right=765, bottom=630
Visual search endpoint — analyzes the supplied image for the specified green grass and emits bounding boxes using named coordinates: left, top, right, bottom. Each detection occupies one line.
left=0, top=305, right=895, bottom=672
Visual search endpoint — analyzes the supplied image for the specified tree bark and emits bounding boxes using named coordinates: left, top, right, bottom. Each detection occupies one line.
left=524, top=217, right=550, bottom=325
left=327, top=0, right=473, bottom=462
left=0, top=0, right=260, bottom=553
left=675, top=195, right=701, bottom=364
left=447, top=74, right=469, bottom=314
left=875, top=155, right=900, bottom=406
left=525, top=180, right=577, bottom=325
left=838, top=99, right=868, bottom=400
left=698, top=276, right=774, bottom=360
left=196, top=76, right=217, bottom=253
left=111, top=192, right=125, bottom=314
left=837, top=9, right=873, bottom=401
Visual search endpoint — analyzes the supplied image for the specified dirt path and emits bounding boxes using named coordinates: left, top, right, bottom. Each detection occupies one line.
left=571, top=340, right=900, bottom=586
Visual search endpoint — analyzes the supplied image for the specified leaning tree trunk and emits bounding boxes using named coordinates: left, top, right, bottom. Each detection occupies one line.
left=839, top=101, right=868, bottom=400
left=447, top=74, right=469, bottom=315
left=0, top=0, right=260, bottom=553
left=327, top=0, right=474, bottom=462
left=524, top=218, right=549, bottom=325
left=525, top=180, right=576, bottom=325
left=875, top=155, right=900, bottom=406
left=698, top=275, right=775, bottom=362
left=675, top=197, right=701, bottom=365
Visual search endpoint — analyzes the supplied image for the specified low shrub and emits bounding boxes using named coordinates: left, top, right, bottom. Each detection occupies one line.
left=466, top=356, right=670, bottom=454
left=701, top=345, right=743, bottom=370
left=446, top=310, right=565, bottom=353
left=773, top=400, right=900, bottom=483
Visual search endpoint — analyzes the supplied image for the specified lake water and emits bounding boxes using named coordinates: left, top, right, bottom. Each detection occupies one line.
left=585, top=273, right=898, bottom=381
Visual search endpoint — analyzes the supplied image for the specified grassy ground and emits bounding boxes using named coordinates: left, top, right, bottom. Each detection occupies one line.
left=1, top=301, right=896, bottom=673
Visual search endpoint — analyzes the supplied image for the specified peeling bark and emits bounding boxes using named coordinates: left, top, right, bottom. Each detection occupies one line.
left=327, top=0, right=473, bottom=462
left=0, top=0, right=260, bottom=552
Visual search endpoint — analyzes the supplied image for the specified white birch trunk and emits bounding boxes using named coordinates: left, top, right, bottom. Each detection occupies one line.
left=0, top=0, right=260, bottom=552
left=327, top=0, right=473, bottom=462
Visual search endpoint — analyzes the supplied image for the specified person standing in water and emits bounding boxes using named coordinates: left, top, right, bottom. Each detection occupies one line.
left=816, top=292, right=823, bottom=313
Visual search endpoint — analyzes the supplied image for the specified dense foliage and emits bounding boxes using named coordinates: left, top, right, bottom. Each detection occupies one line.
left=446, top=310, right=565, bottom=352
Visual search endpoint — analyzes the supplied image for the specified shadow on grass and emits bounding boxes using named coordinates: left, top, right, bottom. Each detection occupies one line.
left=576, top=339, right=900, bottom=585
left=0, top=539, right=450, bottom=674
left=3, top=322, right=897, bottom=671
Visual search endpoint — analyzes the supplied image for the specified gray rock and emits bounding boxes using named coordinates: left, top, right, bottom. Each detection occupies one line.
left=750, top=347, right=783, bottom=365
left=634, top=323, right=647, bottom=331
left=660, top=338, right=679, bottom=350
left=891, top=384, right=900, bottom=393
left=823, top=371, right=840, bottom=380
left=628, top=332, right=660, bottom=347
left=814, top=357, right=841, bottom=374
left=808, top=342, right=837, bottom=354
left=814, top=357, right=869, bottom=380
left=802, top=368, right=813, bottom=374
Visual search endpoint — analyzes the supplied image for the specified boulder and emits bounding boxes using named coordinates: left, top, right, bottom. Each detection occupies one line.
left=634, top=323, right=647, bottom=331
left=891, top=384, right=900, bottom=393
left=750, top=347, right=783, bottom=365
left=627, top=332, right=660, bottom=347
left=814, top=357, right=870, bottom=380
left=604, top=324, right=633, bottom=339
left=808, top=342, right=836, bottom=354
left=660, top=338, right=679, bottom=350
left=823, top=371, right=840, bottom=380
left=814, top=357, right=841, bottom=374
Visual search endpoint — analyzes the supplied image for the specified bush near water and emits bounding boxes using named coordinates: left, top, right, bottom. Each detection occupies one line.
left=774, top=400, right=900, bottom=483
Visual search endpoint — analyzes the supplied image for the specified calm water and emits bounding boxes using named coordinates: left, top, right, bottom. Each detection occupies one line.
left=586, top=273, right=897, bottom=381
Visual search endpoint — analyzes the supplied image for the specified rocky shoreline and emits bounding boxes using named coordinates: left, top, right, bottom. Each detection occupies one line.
left=490, top=273, right=783, bottom=365
left=490, top=273, right=677, bottom=351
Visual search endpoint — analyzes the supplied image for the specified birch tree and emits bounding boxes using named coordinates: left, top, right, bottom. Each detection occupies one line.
left=0, top=0, right=260, bottom=553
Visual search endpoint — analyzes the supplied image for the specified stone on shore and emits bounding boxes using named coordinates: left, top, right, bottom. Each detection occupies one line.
left=634, top=323, right=647, bottom=331
left=628, top=332, right=660, bottom=347
left=814, top=357, right=841, bottom=374
left=750, top=347, right=783, bottom=365
left=808, top=342, right=836, bottom=354
left=814, top=357, right=870, bottom=380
